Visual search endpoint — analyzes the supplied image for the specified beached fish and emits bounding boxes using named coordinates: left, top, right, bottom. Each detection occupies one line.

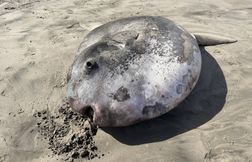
left=67, top=16, right=236, bottom=127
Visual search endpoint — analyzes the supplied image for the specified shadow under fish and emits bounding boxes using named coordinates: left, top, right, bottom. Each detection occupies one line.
left=102, top=47, right=227, bottom=145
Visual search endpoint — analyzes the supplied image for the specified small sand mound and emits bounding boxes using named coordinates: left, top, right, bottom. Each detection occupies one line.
left=33, top=98, right=103, bottom=161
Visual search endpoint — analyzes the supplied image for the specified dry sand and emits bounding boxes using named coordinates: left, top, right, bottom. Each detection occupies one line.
left=0, top=0, right=252, bottom=161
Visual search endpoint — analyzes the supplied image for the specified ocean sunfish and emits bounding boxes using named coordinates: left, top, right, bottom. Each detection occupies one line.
left=67, top=16, right=236, bottom=127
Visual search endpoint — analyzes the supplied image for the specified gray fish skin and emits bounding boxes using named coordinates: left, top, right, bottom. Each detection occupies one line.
left=67, top=16, right=201, bottom=127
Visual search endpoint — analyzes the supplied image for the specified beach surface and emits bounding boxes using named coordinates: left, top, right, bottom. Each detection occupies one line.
left=0, top=0, right=252, bottom=161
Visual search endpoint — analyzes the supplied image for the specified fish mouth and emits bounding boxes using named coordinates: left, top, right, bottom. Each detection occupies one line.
left=68, top=98, right=136, bottom=127
left=68, top=97, right=96, bottom=122
left=80, top=105, right=95, bottom=121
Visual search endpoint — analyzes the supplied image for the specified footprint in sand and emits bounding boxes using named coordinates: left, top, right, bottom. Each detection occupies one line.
left=24, top=46, right=36, bottom=57
left=4, top=66, right=14, bottom=72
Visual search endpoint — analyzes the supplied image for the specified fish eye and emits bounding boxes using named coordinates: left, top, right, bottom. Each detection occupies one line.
left=85, top=60, right=99, bottom=74
left=86, top=61, right=93, bottom=68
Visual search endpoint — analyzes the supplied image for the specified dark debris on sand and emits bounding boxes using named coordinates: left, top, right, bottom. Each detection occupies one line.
left=33, top=98, right=102, bottom=161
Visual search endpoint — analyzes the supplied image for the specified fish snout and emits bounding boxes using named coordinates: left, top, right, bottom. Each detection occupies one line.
left=68, top=97, right=95, bottom=121
left=68, top=98, right=126, bottom=127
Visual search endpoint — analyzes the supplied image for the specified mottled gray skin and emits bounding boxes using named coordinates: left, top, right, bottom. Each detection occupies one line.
left=67, top=16, right=201, bottom=127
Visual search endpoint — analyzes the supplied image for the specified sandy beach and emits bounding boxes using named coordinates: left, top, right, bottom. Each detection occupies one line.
left=0, top=0, right=252, bottom=161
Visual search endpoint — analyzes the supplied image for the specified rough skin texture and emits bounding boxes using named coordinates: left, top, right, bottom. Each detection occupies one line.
left=67, top=16, right=201, bottom=127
